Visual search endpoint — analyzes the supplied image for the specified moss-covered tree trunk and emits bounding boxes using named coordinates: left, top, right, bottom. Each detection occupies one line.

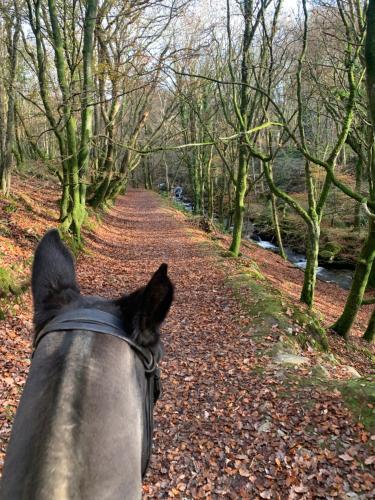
left=229, top=0, right=251, bottom=256
left=27, top=0, right=68, bottom=220
left=229, top=144, right=248, bottom=255
left=363, top=305, right=375, bottom=341
left=332, top=219, right=375, bottom=338
left=300, top=219, right=320, bottom=307
left=207, top=149, right=214, bottom=221
left=78, top=0, right=98, bottom=207
left=48, top=0, right=83, bottom=242
left=267, top=162, right=286, bottom=259
left=48, top=0, right=98, bottom=241
left=218, top=167, right=225, bottom=224
left=332, top=0, right=375, bottom=340
left=91, top=173, right=113, bottom=209
left=270, top=192, right=286, bottom=259
left=0, top=6, right=20, bottom=195
left=354, top=157, right=363, bottom=230
left=263, top=159, right=323, bottom=308
left=191, top=158, right=201, bottom=215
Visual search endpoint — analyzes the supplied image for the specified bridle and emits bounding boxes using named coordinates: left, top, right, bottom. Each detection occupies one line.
left=33, top=308, right=161, bottom=477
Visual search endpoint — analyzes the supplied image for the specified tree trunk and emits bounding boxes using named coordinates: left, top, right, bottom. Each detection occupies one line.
left=165, top=158, right=170, bottom=192
left=78, top=0, right=98, bottom=207
left=48, top=0, right=81, bottom=242
left=363, top=305, right=375, bottom=342
left=354, top=157, right=362, bottom=230
left=198, top=161, right=204, bottom=215
left=60, top=167, right=70, bottom=221
left=271, top=192, right=287, bottom=260
left=267, top=162, right=286, bottom=259
left=300, top=220, right=320, bottom=308
left=332, top=219, right=375, bottom=338
left=191, top=158, right=201, bottom=214
left=228, top=0, right=251, bottom=256
left=0, top=5, right=20, bottom=195
left=207, top=164, right=214, bottom=222
left=90, top=172, right=113, bottom=209
left=229, top=144, right=247, bottom=255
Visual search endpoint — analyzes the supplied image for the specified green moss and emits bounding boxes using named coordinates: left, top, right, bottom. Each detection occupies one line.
left=225, top=269, right=329, bottom=352
left=319, top=250, right=334, bottom=260
left=267, top=338, right=300, bottom=357
left=319, top=241, right=342, bottom=261
left=279, top=371, right=375, bottom=432
left=0, top=222, right=11, bottom=237
left=292, top=307, right=328, bottom=351
left=346, top=342, right=375, bottom=364
left=83, top=209, right=101, bottom=232
left=251, top=364, right=266, bottom=375
left=3, top=201, right=17, bottom=213
left=0, top=267, right=14, bottom=296
left=0, top=265, right=29, bottom=298
left=59, top=229, right=82, bottom=256
left=227, top=273, right=286, bottom=327
left=339, top=378, right=375, bottom=432
left=239, top=260, right=265, bottom=281
left=221, top=250, right=236, bottom=258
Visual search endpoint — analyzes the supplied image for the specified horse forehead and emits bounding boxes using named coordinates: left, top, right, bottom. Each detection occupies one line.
left=31, top=331, right=136, bottom=394
left=20, top=332, right=144, bottom=493
left=32, top=331, right=145, bottom=418
left=73, top=295, right=119, bottom=313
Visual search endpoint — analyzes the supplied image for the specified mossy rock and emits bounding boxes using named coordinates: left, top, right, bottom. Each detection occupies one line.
left=238, top=261, right=265, bottom=281
left=0, top=267, right=14, bottom=297
left=267, top=338, right=300, bottom=357
left=318, top=352, right=340, bottom=365
left=274, top=352, right=310, bottom=366
left=326, top=242, right=341, bottom=252
left=290, top=307, right=329, bottom=352
left=0, top=266, right=29, bottom=297
left=311, top=364, right=331, bottom=379
left=227, top=273, right=288, bottom=334
left=319, top=250, right=335, bottom=260
left=339, top=378, right=375, bottom=432
left=319, top=242, right=342, bottom=261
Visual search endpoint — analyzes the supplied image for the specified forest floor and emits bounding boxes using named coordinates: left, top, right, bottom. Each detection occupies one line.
left=1, top=178, right=375, bottom=498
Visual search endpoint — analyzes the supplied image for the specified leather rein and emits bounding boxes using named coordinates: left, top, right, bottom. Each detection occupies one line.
left=33, top=307, right=161, bottom=476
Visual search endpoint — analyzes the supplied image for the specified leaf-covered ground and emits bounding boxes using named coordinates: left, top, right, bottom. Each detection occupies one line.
left=1, top=182, right=375, bottom=498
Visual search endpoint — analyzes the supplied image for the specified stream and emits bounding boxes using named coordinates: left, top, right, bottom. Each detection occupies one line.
left=249, top=236, right=354, bottom=290
left=173, top=197, right=353, bottom=290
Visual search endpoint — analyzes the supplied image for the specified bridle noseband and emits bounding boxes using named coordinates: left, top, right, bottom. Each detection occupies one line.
left=33, top=307, right=161, bottom=476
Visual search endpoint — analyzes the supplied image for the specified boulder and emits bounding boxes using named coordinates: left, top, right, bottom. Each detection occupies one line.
left=273, top=353, right=310, bottom=366
left=311, top=365, right=331, bottom=379
left=342, top=366, right=361, bottom=379
left=257, top=420, right=272, bottom=433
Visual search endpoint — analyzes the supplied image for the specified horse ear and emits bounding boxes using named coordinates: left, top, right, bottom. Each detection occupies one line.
left=32, top=229, right=80, bottom=328
left=118, top=264, right=174, bottom=347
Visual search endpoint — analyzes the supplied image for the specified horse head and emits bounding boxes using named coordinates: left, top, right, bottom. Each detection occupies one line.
left=1, top=229, right=174, bottom=499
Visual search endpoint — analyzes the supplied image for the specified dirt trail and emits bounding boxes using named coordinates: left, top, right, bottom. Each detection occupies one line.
left=78, top=191, right=374, bottom=498
left=1, top=188, right=374, bottom=498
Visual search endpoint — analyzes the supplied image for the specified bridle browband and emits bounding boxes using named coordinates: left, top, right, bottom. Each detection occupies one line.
left=32, top=307, right=161, bottom=476
left=34, top=308, right=157, bottom=373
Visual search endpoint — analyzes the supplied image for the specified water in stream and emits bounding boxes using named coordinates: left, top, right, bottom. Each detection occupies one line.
left=173, top=197, right=353, bottom=290
left=252, top=237, right=353, bottom=290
